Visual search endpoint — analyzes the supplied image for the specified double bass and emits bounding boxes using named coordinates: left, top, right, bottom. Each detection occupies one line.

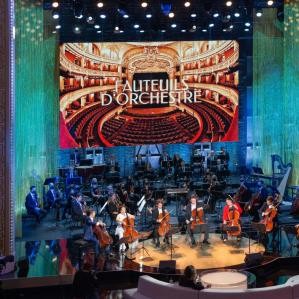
left=157, top=210, right=171, bottom=237
left=227, top=206, right=241, bottom=237
left=93, top=222, right=113, bottom=248
left=123, top=214, right=139, bottom=243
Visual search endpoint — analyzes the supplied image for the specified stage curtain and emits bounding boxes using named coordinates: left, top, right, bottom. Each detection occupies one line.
left=283, top=0, right=299, bottom=185
left=252, top=9, right=284, bottom=177
left=15, top=0, right=59, bottom=237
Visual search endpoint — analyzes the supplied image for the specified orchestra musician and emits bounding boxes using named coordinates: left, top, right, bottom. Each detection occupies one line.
left=173, top=154, right=182, bottom=182
left=115, top=206, right=137, bottom=253
left=245, top=180, right=268, bottom=222
left=45, top=182, right=63, bottom=221
left=25, top=186, right=47, bottom=223
left=185, top=194, right=210, bottom=247
left=71, top=193, right=86, bottom=220
left=152, top=199, right=170, bottom=248
left=234, top=177, right=252, bottom=209
left=259, top=196, right=278, bottom=252
left=62, top=184, right=76, bottom=220
left=142, top=182, right=154, bottom=211
left=222, top=197, right=242, bottom=242
left=135, top=154, right=145, bottom=171
left=107, top=193, right=121, bottom=222
left=90, top=178, right=102, bottom=206
left=208, top=174, right=221, bottom=213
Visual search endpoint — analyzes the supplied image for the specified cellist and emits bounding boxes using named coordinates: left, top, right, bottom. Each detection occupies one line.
left=152, top=199, right=170, bottom=248
left=222, top=197, right=242, bottom=242
left=115, top=205, right=138, bottom=253
left=185, top=193, right=210, bottom=247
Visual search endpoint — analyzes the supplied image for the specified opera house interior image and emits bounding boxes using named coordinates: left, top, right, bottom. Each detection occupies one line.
left=1, top=0, right=299, bottom=299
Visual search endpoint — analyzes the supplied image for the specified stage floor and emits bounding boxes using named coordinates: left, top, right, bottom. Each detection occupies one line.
left=128, top=233, right=265, bottom=270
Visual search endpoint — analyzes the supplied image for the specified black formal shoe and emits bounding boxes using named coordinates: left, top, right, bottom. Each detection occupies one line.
left=202, top=240, right=210, bottom=245
left=155, top=242, right=160, bottom=248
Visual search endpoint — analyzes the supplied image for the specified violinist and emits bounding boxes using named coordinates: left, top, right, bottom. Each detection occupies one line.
left=185, top=194, right=210, bottom=247
left=115, top=206, right=138, bottom=253
left=222, top=197, right=242, bottom=242
left=107, top=193, right=121, bottom=222
left=152, top=199, right=170, bottom=248
left=90, top=178, right=102, bottom=207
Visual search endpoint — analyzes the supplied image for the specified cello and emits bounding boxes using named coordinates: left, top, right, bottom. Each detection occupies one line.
left=123, top=213, right=139, bottom=243
left=190, top=207, right=205, bottom=230
left=93, top=222, right=113, bottom=248
left=227, top=205, right=241, bottom=237
left=157, top=210, right=171, bottom=237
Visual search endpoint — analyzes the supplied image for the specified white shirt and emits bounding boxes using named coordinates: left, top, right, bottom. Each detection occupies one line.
left=191, top=203, right=196, bottom=211
left=158, top=208, right=163, bottom=214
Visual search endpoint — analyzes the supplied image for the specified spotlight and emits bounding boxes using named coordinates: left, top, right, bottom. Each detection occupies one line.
left=123, top=14, right=129, bottom=18
left=140, top=29, right=145, bottom=33
left=229, top=24, right=234, bottom=29
left=52, top=10, right=59, bottom=19
left=97, top=2, right=104, bottom=8
left=161, top=29, right=166, bottom=32
left=97, top=30, right=102, bottom=33
left=52, top=30, right=57, bottom=34
left=256, top=9, right=263, bottom=17
left=52, top=1, right=59, bottom=8
left=244, top=28, right=249, bottom=32
left=86, top=15, right=94, bottom=24
left=267, top=0, right=274, bottom=6
left=192, top=25, right=196, bottom=30
left=94, top=24, right=100, bottom=29
left=141, top=1, right=148, bottom=8
left=226, top=1, right=233, bottom=7
left=115, top=26, right=120, bottom=31
left=134, top=24, right=140, bottom=28
left=213, top=12, right=219, bottom=18
left=100, top=14, right=106, bottom=19
left=209, top=23, right=214, bottom=28
left=202, top=28, right=207, bottom=32
left=55, top=24, right=61, bottom=29
left=73, top=26, right=81, bottom=34
left=168, top=12, right=174, bottom=18
left=73, top=0, right=84, bottom=19
left=234, top=11, right=240, bottom=17
left=171, top=23, right=177, bottom=28
left=191, top=13, right=197, bottom=18
left=184, top=1, right=191, bottom=7
left=120, top=30, right=124, bottom=33
left=146, top=13, right=152, bottom=18
left=181, top=29, right=186, bottom=32
left=245, top=22, right=251, bottom=27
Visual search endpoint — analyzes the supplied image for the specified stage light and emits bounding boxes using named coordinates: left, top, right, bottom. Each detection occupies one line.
left=52, top=10, right=59, bottom=19
left=226, top=14, right=231, bottom=20
left=234, top=11, right=240, bottom=17
left=114, top=26, right=120, bottom=32
left=97, top=2, right=104, bottom=8
left=86, top=15, right=94, bottom=24
left=55, top=24, right=61, bottom=29
left=209, top=23, right=214, bottom=28
left=223, top=28, right=227, bottom=32
left=191, top=13, right=197, bottom=18
left=97, top=30, right=102, bottom=33
left=141, top=1, right=148, bottom=8
left=168, top=12, right=174, bottom=18
left=171, top=23, right=177, bottom=28
left=120, top=30, right=124, bottom=33
left=134, top=24, right=140, bottom=28
left=123, top=14, right=129, bottom=18
left=52, top=1, right=59, bottom=8
left=244, top=28, right=249, bottom=32
left=256, top=9, right=263, bottom=17
left=52, top=30, right=57, bottom=34
left=181, top=29, right=186, bottom=32
left=161, top=29, right=166, bottom=32
left=73, top=0, right=84, bottom=19
left=267, top=0, right=274, bottom=6
left=226, top=1, right=233, bottom=7
left=146, top=13, right=152, bottom=18
left=94, top=24, right=100, bottom=29
left=245, top=22, right=251, bottom=27
left=213, top=12, right=219, bottom=18
left=229, top=24, right=234, bottom=29
left=184, top=1, right=191, bottom=7
left=73, top=26, right=81, bottom=34
left=202, top=28, right=207, bottom=32
left=100, top=14, right=106, bottom=19
left=140, top=29, right=145, bottom=33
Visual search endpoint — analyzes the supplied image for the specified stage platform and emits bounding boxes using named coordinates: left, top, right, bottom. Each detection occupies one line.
left=127, top=233, right=265, bottom=271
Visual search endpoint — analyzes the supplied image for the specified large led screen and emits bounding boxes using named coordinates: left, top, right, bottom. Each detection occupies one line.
left=59, top=41, right=239, bottom=148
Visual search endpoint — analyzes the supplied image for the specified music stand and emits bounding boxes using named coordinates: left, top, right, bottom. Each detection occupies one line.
left=251, top=222, right=266, bottom=246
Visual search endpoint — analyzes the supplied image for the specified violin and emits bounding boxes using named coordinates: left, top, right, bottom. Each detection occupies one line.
left=122, top=214, right=139, bottom=243
left=227, top=206, right=241, bottom=237
left=93, top=222, right=113, bottom=248
left=190, top=207, right=205, bottom=230
left=157, top=210, right=171, bottom=237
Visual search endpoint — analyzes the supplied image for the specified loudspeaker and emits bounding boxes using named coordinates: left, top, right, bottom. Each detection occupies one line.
left=158, top=260, right=176, bottom=274
left=244, top=253, right=263, bottom=267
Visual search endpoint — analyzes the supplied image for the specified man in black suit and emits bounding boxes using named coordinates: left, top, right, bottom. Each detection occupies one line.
left=25, top=186, right=47, bottom=223
left=185, top=194, right=210, bottom=247
left=46, top=183, right=63, bottom=220
left=152, top=199, right=170, bottom=248
left=71, top=193, right=85, bottom=220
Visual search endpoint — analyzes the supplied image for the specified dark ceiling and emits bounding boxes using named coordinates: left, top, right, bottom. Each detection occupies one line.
left=43, top=0, right=283, bottom=42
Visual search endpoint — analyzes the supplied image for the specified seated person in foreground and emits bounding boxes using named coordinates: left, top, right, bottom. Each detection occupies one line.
left=25, top=186, right=47, bottom=223
left=179, top=265, right=205, bottom=290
